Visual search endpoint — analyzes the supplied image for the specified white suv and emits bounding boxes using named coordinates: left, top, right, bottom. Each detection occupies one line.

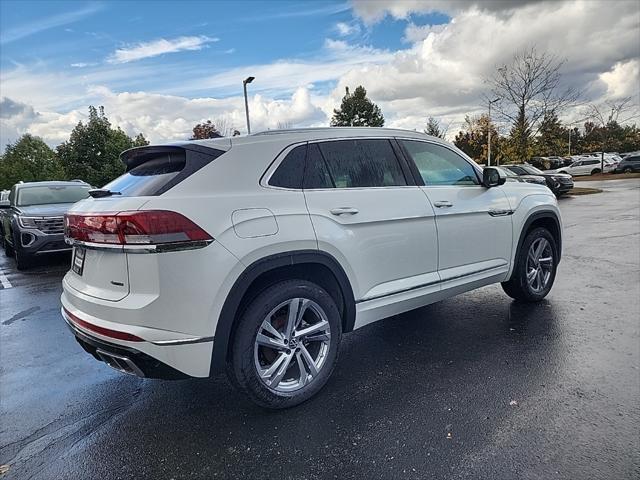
left=61, top=128, right=562, bottom=408
left=558, top=157, right=614, bottom=176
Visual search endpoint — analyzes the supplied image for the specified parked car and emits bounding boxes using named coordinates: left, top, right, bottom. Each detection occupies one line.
left=1, top=181, right=91, bottom=269
left=503, top=164, right=574, bottom=197
left=614, top=155, right=640, bottom=173
left=530, top=156, right=563, bottom=171
left=0, top=190, right=9, bottom=209
left=495, top=166, right=547, bottom=186
left=556, top=158, right=614, bottom=176
left=61, top=128, right=562, bottom=409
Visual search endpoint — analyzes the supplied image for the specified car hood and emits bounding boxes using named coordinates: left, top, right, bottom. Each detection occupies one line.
left=15, top=203, right=77, bottom=217
left=543, top=171, right=572, bottom=179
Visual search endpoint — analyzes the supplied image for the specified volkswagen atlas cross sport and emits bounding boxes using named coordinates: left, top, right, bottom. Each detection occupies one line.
left=61, top=128, right=562, bottom=409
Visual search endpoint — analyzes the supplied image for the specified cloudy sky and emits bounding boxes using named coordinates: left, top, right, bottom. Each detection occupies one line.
left=1, top=0, right=638, bottom=150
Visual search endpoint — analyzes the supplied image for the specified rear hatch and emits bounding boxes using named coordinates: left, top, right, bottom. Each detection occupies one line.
left=64, top=143, right=227, bottom=301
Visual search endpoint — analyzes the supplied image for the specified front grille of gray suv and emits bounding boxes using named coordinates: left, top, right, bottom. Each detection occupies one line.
left=34, top=217, right=65, bottom=234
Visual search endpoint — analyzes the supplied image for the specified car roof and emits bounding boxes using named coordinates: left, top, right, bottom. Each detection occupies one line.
left=170, top=127, right=446, bottom=151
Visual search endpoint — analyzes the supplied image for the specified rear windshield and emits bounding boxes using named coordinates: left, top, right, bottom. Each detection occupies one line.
left=17, top=185, right=91, bottom=206
left=103, top=153, right=186, bottom=197
left=103, top=147, right=225, bottom=196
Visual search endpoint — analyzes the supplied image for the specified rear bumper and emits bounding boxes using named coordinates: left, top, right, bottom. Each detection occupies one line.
left=60, top=298, right=215, bottom=378
left=63, top=310, right=188, bottom=379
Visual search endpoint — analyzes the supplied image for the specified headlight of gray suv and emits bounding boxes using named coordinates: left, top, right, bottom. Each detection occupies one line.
left=17, top=216, right=40, bottom=228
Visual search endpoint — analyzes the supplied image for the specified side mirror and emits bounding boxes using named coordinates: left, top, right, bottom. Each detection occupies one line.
left=482, top=167, right=506, bottom=188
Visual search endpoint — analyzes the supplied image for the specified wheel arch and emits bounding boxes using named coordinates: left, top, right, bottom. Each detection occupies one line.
left=510, top=211, right=562, bottom=282
left=210, top=250, right=355, bottom=373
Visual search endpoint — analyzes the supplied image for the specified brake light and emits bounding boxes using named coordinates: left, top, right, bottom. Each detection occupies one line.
left=64, top=211, right=212, bottom=245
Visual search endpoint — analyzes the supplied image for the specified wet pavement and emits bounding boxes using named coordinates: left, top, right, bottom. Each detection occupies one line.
left=1, top=179, right=639, bottom=480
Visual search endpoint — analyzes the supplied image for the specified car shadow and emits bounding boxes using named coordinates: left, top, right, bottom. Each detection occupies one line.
left=54, top=287, right=565, bottom=479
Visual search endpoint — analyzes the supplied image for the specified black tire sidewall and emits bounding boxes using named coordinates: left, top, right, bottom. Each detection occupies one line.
left=230, top=279, right=341, bottom=409
left=12, top=230, right=31, bottom=270
left=511, top=227, right=558, bottom=302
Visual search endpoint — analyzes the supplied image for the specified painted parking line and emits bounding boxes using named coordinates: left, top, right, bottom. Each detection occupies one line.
left=0, top=269, right=12, bottom=289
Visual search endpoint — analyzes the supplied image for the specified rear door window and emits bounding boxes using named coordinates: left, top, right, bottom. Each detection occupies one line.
left=315, top=139, right=407, bottom=188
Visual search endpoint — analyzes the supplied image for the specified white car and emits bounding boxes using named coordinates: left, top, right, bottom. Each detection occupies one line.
left=556, top=157, right=614, bottom=176
left=61, top=128, right=562, bottom=408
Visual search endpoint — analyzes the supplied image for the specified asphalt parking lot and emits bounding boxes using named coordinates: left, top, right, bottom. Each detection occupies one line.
left=1, top=179, right=638, bottom=480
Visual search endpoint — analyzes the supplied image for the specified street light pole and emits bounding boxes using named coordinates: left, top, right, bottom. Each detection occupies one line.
left=243, top=76, right=255, bottom=134
left=487, top=98, right=499, bottom=166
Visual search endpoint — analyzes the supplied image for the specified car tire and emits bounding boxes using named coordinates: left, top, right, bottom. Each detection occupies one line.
left=12, top=231, right=31, bottom=270
left=14, top=247, right=32, bottom=270
left=228, top=279, right=342, bottom=409
left=623, top=167, right=633, bottom=174
left=501, top=227, right=558, bottom=303
left=590, top=168, right=601, bottom=175
left=4, top=231, right=14, bottom=257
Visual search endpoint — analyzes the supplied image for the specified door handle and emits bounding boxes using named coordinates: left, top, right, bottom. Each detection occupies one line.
left=330, top=207, right=359, bottom=216
left=433, top=201, right=453, bottom=208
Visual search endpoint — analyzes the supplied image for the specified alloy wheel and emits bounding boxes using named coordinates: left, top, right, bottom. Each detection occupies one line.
left=254, top=298, right=332, bottom=393
left=526, top=237, right=553, bottom=293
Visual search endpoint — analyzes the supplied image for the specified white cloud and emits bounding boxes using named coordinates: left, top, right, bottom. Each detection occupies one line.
left=598, top=59, right=640, bottom=101
left=403, top=23, right=446, bottom=43
left=352, top=0, right=548, bottom=23
left=70, top=62, right=98, bottom=68
left=1, top=1, right=638, bottom=150
left=107, top=35, right=219, bottom=64
left=335, top=21, right=361, bottom=36
left=170, top=40, right=393, bottom=97
left=2, top=86, right=326, bottom=148
left=0, top=3, right=102, bottom=44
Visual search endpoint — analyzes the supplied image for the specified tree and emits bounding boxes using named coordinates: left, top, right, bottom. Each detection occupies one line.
left=0, top=134, right=65, bottom=190
left=132, top=133, right=149, bottom=147
left=425, top=117, right=446, bottom=138
left=583, top=98, right=640, bottom=167
left=454, top=114, right=504, bottom=164
left=488, top=47, right=579, bottom=160
left=56, top=106, right=148, bottom=187
left=534, top=113, right=567, bottom=157
left=331, top=86, right=384, bottom=127
left=190, top=120, right=223, bottom=139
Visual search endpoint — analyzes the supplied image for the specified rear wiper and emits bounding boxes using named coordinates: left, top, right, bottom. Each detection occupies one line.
left=88, top=189, right=122, bottom=198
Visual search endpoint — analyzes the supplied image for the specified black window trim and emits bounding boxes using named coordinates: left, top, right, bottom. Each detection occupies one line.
left=394, top=137, right=483, bottom=187
left=310, top=137, right=415, bottom=190
left=262, top=141, right=309, bottom=191
left=263, top=137, right=420, bottom=191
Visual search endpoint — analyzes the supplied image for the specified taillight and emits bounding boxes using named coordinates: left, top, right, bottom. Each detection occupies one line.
left=64, top=211, right=212, bottom=246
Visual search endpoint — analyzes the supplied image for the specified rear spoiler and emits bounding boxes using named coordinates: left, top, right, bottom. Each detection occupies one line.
left=120, top=141, right=231, bottom=172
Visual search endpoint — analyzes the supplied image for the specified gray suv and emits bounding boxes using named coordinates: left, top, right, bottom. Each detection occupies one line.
left=1, top=181, right=91, bottom=269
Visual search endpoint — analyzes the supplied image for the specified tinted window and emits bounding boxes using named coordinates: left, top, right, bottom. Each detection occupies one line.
left=17, top=185, right=91, bottom=206
left=304, top=143, right=333, bottom=189
left=400, top=140, right=479, bottom=185
left=586, top=160, right=599, bottom=165
left=522, top=165, right=544, bottom=175
left=507, top=166, right=527, bottom=175
left=104, top=152, right=186, bottom=196
left=269, top=144, right=306, bottom=189
left=316, top=139, right=407, bottom=188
